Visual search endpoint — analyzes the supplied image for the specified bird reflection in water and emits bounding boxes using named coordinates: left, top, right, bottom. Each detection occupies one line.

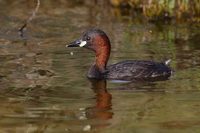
left=84, top=79, right=113, bottom=129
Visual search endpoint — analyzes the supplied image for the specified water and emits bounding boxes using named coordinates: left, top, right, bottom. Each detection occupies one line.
left=0, top=1, right=200, bottom=132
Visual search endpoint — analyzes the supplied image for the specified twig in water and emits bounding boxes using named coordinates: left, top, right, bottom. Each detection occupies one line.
left=18, top=0, right=40, bottom=38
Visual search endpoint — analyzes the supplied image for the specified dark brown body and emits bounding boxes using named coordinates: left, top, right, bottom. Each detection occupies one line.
left=87, top=60, right=172, bottom=81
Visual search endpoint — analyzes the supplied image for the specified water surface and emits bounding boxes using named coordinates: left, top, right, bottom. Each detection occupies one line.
left=0, top=1, right=200, bottom=133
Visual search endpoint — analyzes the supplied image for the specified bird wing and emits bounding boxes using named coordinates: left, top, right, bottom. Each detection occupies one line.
left=106, top=60, right=170, bottom=80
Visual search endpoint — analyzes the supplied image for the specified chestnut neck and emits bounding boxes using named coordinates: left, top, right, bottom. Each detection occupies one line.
left=95, top=44, right=110, bottom=73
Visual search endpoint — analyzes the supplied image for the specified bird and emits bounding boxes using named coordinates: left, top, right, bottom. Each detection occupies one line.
left=67, top=28, right=172, bottom=81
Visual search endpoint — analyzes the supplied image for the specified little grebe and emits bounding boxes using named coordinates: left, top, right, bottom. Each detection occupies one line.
left=67, top=29, right=172, bottom=81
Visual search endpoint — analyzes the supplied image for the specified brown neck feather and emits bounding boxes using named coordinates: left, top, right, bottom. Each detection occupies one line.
left=90, top=34, right=111, bottom=73
left=95, top=46, right=110, bottom=72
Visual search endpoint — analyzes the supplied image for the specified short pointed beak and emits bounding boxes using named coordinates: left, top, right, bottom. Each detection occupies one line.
left=67, top=39, right=81, bottom=47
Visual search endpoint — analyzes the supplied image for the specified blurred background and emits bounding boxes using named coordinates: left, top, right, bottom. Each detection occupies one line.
left=0, top=0, right=200, bottom=133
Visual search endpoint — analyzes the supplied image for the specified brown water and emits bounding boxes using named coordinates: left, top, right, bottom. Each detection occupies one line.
left=0, top=1, right=200, bottom=133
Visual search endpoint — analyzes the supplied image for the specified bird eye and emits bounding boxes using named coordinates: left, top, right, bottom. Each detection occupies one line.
left=86, top=36, right=91, bottom=41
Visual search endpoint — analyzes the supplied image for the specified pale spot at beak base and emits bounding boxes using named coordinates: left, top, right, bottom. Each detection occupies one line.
left=79, top=41, right=87, bottom=47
